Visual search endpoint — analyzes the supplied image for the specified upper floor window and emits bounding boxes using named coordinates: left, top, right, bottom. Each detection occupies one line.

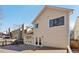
left=35, top=24, right=38, bottom=28
left=49, top=16, right=64, bottom=27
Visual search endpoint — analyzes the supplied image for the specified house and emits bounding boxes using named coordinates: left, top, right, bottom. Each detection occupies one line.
left=70, top=30, right=74, bottom=40
left=32, top=6, right=73, bottom=49
left=23, top=27, right=34, bottom=45
left=11, top=29, right=19, bottom=39
left=74, top=16, right=79, bottom=40
left=11, top=25, right=34, bottom=45
left=11, top=24, right=24, bottom=39
left=3, top=28, right=12, bottom=39
left=11, top=24, right=29, bottom=44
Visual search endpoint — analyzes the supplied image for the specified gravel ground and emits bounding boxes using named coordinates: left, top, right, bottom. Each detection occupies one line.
left=72, top=49, right=79, bottom=53
left=0, top=44, right=66, bottom=51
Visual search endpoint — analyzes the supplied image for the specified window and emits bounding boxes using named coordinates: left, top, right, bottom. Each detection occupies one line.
left=58, top=16, right=64, bottom=25
left=49, top=20, right=53, bottom=27
left=49, top=16, right=64, bottom=27
left=35, top=24, right=38, bottom=28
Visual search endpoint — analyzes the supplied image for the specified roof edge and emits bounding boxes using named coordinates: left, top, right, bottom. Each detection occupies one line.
left=32, top=5, right=46, bottom=24
left=32, top=5, right=74, bottom=24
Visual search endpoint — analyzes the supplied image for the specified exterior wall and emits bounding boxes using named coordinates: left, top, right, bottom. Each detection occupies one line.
left=11, top=30, right=19, bottom=39
left=33, top=7, right=70, bottom=48
left=24, top=34, right=33, bottom=45
left=74, top=17, right=79, bottom=40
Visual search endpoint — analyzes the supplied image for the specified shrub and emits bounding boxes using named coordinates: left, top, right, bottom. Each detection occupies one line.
left=70, top=40, right=79, bottom=49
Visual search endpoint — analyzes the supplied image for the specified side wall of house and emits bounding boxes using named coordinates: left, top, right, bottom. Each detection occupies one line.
left=33, top=7, right=70, bottom=48
left=74, top=17, right=79, bottom=40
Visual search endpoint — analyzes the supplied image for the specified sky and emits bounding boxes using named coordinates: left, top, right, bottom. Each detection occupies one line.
left=0, top=5, right=79, bottom=32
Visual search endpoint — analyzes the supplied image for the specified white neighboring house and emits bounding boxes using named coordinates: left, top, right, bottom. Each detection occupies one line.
left=74, top=16, right=79, bottom=40
left=23, top=27, right=34, bottom=45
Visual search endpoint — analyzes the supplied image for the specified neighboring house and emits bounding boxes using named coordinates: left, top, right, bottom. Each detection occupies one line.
left=11, top=29, right=20, bottom=39
left=32, top=6, right=73, bottom=49
left=1, top=28, right=11, bottom=39
left=70, top=30, right=74, bottom=40
left=74, top=16, right=79, bottom=40
left=11, top=24, right=24, bottom=39
left=23, top=27, right=34, bottom=45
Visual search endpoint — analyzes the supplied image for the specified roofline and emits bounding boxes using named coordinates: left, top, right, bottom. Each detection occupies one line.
left=47, top=5, right=73, bottom=12
left=32, top=5, right=74, bottom=24
left=32, top=6, right=46, bottom=24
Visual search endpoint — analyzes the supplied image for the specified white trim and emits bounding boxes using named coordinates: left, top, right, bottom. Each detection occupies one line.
left=34, top=23, right=39, bottom=30
left=48, top=19, right=50, bottom=28
left=67, top=45, right=72, bottom=53
left=48, top=16, right=65, bottom=28
left=67, top=14, right=70, bottom=46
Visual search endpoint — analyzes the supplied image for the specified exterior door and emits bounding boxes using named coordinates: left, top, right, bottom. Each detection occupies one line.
left=35, top=37, right=42, bottom=46
left=39, top=37, right=41, bottom=45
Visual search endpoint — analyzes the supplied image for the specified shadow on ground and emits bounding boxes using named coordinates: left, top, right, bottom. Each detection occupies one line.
left=0, top=44, right=65, bottom=51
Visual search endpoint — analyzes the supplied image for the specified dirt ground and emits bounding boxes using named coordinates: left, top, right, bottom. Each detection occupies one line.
left=0, top=44, right=67, bottom=53
left=70, top=40, right=79, bottom=53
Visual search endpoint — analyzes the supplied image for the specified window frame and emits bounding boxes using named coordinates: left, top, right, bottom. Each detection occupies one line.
left=49, top=16, right=64, bottom=27
left=34, top=23, right=39, bottom=29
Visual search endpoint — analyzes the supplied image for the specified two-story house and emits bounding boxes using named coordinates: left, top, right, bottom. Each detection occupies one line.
left=32, top=6, right=73, bottom=49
